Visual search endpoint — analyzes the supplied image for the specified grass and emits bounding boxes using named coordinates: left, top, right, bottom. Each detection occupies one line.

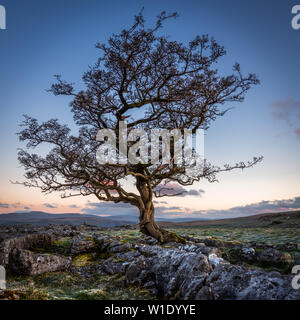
left=72, top=253, right=95, bottom=267
left=6, top=272, right=156, bottom=300
left=4, top=223, right=299, bottom=300
left=90, top=226, right=300, bottom=247
left=32, top=237, right=72, bottom=255
left=168, top=227, right=300, bottom=247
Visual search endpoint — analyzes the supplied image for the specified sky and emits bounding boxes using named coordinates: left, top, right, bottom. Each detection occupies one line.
left=0, top=0, right=299, bottom=220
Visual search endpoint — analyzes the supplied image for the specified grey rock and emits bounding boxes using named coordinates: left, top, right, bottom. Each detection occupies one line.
left=204, top=238, right=220, bottom=247
left=256, top=248, right=292, bottom=267
left=126, top=244, right=212, bottom=299
left=141, top=236, right=159, bottom=245
left=114, top=250, right=141, bottom=261
left=294, top=253, right=300, bottom=265
left=239, top=246, right=256, bottom=261
left=98, top=257, right=127, bottom=275
left=8, top=248, right=71, bottom=275
left=193, top=244, right=211, bottom=255
left=70, top=236, right=96, bottom=255
left=208, top=253, right=228, bottom=267
left=207, top=247, right=222, bottom=257
left=194, top=286, right=215, bottom=300
left=242, top=246, right=255, bottom=255
left=107, top=243, right=132, bottom=253
left=143, top=281, right=156, bottom=289
left=206, top=264, right=300, bottom=300
left=162, top=242, right=182, bottom=248
left=178, top=243, right=221, bottom=257
left=126, top=256, right=152, bottom=286
left=0, top=233, right=56, bottom=267
left=93, top=236, right=114, bottom=252
left=125, top=243, right=299, bottom=300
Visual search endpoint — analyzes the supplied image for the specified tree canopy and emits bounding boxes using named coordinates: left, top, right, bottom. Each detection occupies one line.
left=17, top=11, right=262, bottom=242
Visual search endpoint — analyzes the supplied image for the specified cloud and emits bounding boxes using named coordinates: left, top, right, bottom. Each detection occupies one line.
left=154, top=183, right=185, bottom=196
left=11, top=202, right=20, bottom=208
left=153, top=200, right=168, bottom=204
left=155, top=183, right=205, bottom=197
left=43, top=203, right=57, bottom=209
left=82, top=201, right=138, bottom=216
left=0, top=202, right=32, bottom=211
left=81, top=196, right=300, bottom=220
left=156, top=206, right=185, bottom=216
left=270, top=98, right=300, bottom=137
left=83, top=202, right=188, bottom=219
left=185, top=189, right=205, bottom=197
left=68, top=204, right=80, bottom=209
left=191, top=196, right=300, bottom=219
left=0, top=202, right=9, bottom=208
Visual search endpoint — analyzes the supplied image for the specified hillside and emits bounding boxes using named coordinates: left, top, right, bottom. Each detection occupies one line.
left=159, top=210, right=300, bottom=229
left=0, top=211, right=134, bottom=227
left=0, top=210, right=299, bottom=229
left=0, top=211, right=208, bottom=227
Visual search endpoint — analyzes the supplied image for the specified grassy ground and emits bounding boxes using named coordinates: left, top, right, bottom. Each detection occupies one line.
left=4, top=218, right=300, bottom=300
left=95, top=227, right=300, bottom=247
left=6, top=272, right=155, bottom=300
left=171, top=227, right=300, bottom=246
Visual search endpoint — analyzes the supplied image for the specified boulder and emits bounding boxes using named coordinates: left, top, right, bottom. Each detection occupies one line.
left=70, top=236, right=96, bottom=255
left=126, top=244, right=212, bottom=299
left=0, top=233, right=56, bottom=267
left=294, top=253, right=300, bottom=266
left=8, top=248, right=71, bottom=275
left=206, top=264, right=300, bottom=300
left=125, top=255, right=153, bottom=287
left=208, top=253, right=228, bottom=267
left=203, top=238, right=220, bottom=247
left=107, top=242, right=132, bottom=253
left=125, top=243, right=300, bottom=300
left=98, top=257, right=128, bottom=275
left=256, top=248, right=292, bottom=268
left=113, top=250, right=141, bottom=261
left=93, top=236, right=115, bottom=252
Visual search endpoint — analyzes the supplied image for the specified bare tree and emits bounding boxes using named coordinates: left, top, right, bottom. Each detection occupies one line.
left=16, top=11, right=262, bottom=243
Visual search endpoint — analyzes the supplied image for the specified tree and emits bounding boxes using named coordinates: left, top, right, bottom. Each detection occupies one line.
left=16, top=11, right=262, bottom=243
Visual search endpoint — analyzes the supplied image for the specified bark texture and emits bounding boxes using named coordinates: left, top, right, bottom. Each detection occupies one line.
left=136, top=176, right=183, bottom=243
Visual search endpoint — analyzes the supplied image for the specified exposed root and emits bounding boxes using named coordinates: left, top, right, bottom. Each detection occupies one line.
left=140, top=221, right=186, bottom=244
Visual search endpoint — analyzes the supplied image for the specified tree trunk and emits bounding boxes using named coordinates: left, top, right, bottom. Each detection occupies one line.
left=136, top=176, right=185, bottom=244
left=139, top=204, right=181, bottom=243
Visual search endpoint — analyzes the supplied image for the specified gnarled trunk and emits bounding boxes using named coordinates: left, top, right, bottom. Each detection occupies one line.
left=136, top=176, right=185, bottom=244
left=139, top=204, right=176, bottom=243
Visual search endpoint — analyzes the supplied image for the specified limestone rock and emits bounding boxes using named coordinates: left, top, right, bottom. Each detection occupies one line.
left=207, top=264, right=300, bottom=300
left=0, top=233, right=56, bottom=267
left=8, top=248, right=71, bottom=276
left=70, top=236, right=96, bottom=255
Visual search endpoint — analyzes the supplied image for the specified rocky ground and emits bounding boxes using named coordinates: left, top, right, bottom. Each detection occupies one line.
left=0, top=223, right=300, bottom=300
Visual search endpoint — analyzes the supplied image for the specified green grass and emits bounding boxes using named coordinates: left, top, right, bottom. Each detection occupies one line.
left=72, top=253, right=95, bottom=267
left=6, top=272, right=156, bottom=300
left=92, top=226, right=299, bottom=247
left=168, top=227, right=300, bottom=246
left=4, top=225, right=299, bottom=300
left=32, top=237, right=72, bottom=255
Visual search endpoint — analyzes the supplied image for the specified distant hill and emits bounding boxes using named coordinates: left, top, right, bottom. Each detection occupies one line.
left=0, top=211, right=135, bottom=227
left=159, top=210, right=300, bottom=229
left=0, top=211, right=207, bottom=227
left=1, top=210, right=298, bottom=228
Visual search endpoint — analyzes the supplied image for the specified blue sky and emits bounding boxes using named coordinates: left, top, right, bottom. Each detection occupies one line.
left=0, top=0, right=299, bottom=219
